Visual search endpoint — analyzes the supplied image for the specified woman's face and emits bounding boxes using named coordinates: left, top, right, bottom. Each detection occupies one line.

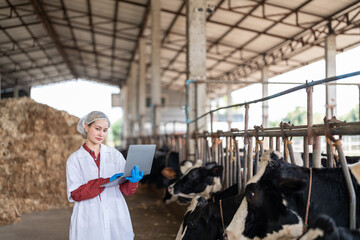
left=85, top=119, right=109, bottom=145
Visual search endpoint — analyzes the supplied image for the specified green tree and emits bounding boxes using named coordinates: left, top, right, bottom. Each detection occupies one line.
left=270, top=106, right=324, bottom=127
left=109, top=119, right=122, bottom=147
left=339, top=107, right=359, bottom=122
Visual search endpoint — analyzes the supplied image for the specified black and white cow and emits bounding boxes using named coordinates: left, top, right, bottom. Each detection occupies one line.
left=226, top=151, right=360, bottom=240
left=141, top=147, right=181, bottom=188
left=176, top=183, right=244, bottom=240
left=299, top=214, right=360, bottom=240
left=168, top=160, right=223, bottom=200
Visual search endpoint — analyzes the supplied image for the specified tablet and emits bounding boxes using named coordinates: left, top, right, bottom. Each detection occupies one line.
left=101, top=144, right=156, bottom=187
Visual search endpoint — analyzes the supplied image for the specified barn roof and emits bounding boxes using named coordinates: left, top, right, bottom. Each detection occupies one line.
left=1, top=0, right=359, bottom=98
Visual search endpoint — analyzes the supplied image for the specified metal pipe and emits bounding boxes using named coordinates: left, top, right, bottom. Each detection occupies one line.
left=189, top=71, right=360, bottom=124
left=226, top=137, right=230, bottom=189
left=269, top=137, right=274, bottom=150
left=287, top=141, right=296, bottom=165
left=220, top=140, right=226, bottom=187
left=254, top=141, right=259, bottom=174
left=307, top=84, right=314, bottom=145
left=243, top=141, right=248, bottom=191
left=326, top=138, right=334, bottom=168
left=335, top=141, right=356, bottom=229
left=284, top=140, right=289, bottom=162
left=235, top=139, right=242, bottom=194
left=303, top=136, right=309, bottom=168
left=247, top=137, right=253, bottom=180
left=276, top=137, right=281, bottom=151
left=194, top=122, right=360, bottom=138
left=313, top=136, right=321, bottom=168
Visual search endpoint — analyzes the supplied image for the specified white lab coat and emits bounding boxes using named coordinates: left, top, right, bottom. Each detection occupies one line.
left=66, top=144, right=134, bottom=240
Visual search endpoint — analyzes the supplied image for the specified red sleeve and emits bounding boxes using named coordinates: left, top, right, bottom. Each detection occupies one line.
left=119, top=181, right=138, bottom=197
left=71, top=178, right=109, bottom=202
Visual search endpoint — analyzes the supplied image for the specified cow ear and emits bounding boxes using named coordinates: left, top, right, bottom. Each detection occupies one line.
left=276, top=176, right=307, bottom=192
left=209, top=166, right=223, bottom=177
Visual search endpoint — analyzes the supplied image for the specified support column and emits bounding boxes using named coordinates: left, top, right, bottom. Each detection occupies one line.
left=128, top=63, right=138, bottom=138
left=121, top=85, right=129, bottom=147
left=151, top=0, right=161, bottom=137
left=138, top=37, right=146, bottom=136
left=186, top=0, right=207, bottom=161
left=227, top=84, right=232, bottom=130
left=325, top=33, right=337, bottom=119
left=14, top=83, right=19, bottom=98
left=262, top=67, right=269, bottom=128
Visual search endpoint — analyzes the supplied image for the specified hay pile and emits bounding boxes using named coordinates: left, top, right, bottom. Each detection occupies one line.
left=0, top=97, right=83, bottom=225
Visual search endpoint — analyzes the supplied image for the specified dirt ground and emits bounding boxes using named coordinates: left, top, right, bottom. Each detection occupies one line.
left=0, top=184, right=187, bottom=240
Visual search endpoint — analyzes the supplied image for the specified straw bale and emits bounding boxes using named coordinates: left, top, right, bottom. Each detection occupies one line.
left=0, top=97, right=83, bottom=225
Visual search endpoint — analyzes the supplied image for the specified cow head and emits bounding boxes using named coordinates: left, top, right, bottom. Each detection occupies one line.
left=168, top=160, right=223, bottom=199
left=176, top=196, right=222, bottom=240
left=226, top=151, right=307, bottom=240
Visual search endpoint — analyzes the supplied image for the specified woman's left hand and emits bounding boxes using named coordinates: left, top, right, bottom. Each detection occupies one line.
left=126, top=165, right=144, bottom=183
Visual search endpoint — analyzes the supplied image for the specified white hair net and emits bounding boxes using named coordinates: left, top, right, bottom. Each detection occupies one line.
left=77, top=111, right=111, bottom=139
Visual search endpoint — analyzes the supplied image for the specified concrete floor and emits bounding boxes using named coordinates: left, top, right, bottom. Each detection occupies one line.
left=0, top=185, right=186, bottom=240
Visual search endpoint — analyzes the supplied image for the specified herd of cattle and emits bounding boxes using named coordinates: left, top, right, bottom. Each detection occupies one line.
left=134, top=146, right=360, bottom=239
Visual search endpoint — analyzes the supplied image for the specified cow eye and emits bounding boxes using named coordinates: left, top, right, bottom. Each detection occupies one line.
left=247, top=192, right=255, bottom=200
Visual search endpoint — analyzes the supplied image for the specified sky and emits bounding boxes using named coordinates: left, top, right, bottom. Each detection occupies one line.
left=31, top=80, right=122, bottom=124
left=31, top=46, right=360, bottom=131
left=213, top=45, right=360, bottom=129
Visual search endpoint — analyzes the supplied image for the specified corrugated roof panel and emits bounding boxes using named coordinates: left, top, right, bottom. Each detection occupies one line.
left=171, top=15, right=186, bottom=35
left=6, top=26, right=32, bottom=40
left=290, top=45, right=324, bottom=62
left=212, top=61, right=238, bottom=73
left=267, top=0, right=305, bottom=9
left=73, top=28, right=92, bottom=42
left=245, top=35, right=284, bottom=52
left=252, top=4, right=291, bottom=21
left=267, top=22, right=303, bottom=38
left=161, top=0, right=183, bottom=12
left=161, top=11, right=177, bottom=31
left=282, top=11, right=322, bottom=27
left=118, top=2, right=146, bottom=25
left=239, top=15, right=275, bottom=32
left=301, top=0, right=357, bottom=17
left=220, top=28, right=258, bottom=47
left=210, top=8, right=244, bottom=25
left=206, top=22, right=231, bottom=42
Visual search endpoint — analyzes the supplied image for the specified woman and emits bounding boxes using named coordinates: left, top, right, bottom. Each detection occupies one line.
left=66, top=111, right=143, bottom=240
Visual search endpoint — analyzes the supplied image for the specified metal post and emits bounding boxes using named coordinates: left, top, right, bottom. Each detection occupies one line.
left=287, top=141, right=296, bottom=165
left=335, top=141, right=356, bottom=229
left=247, top=137, right=253, bottom=180
left=303, top=136, right=309, bottom=168
left=235, top=139, right=242, bottom=194
left=151, top=0, right=161, bottom=137
left=313, top=135, right=321, bottom=168
left=269, top=137, right=274, bottom=150
left=307, top=84, right=314, bottom=145
left=276, top=137, right=280, bottom=152
left=325, top=33, right=337, bottom=119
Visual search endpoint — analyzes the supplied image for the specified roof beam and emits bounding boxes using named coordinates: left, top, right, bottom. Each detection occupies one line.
left=86, top=0, right=100, bottom=77
left=30, top=0, right=78, bottom=78
left=126, top=0, right=150, bottom=83
left=29, top=0, right=78, bottom=79
left=110, top=0, right=119, bottom=74
left=59, top=0, right=86, bottom=76
left=218, top=2, right=360, bottom=82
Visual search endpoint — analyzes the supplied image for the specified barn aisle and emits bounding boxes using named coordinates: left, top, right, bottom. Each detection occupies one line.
left=0, top=184, right=186, bottom=240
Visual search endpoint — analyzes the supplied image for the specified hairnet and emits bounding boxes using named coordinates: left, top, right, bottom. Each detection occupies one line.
left=77, top=111, right=111, bottom=139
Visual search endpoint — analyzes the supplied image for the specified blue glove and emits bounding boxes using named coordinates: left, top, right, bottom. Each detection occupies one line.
left=110, top=173, right=123, bottom=182
left=126, top=165, right=144, bottom=183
